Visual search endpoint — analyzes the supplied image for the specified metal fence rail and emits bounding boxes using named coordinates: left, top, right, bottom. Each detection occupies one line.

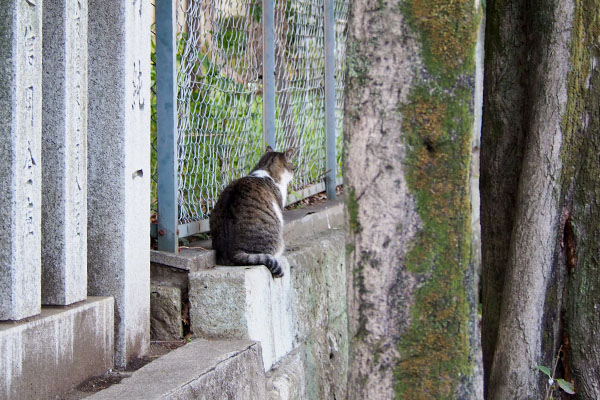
left=154, top=0, right=348, bottom=252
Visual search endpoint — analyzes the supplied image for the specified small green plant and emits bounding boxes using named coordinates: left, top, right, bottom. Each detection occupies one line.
left=537, top=346, right=575, bottom=399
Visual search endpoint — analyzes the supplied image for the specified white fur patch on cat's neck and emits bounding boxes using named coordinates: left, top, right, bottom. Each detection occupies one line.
left=272, top=200, right=284, bottom=228
left=249, top=169, right=272, bottom=179
left=278, top=170, right=293, bottom=206
left=249, top=168, right=293, bottom=208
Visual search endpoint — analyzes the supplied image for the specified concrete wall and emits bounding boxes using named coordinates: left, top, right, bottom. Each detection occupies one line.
left=267, top=229, right=348, bottom=400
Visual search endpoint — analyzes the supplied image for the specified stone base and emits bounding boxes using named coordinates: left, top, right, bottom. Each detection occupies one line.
left=86, top=339, right=266, bottom=400
left=150, top=285, right=183, bottom=340
left=0, top=297, right=114, bottom=400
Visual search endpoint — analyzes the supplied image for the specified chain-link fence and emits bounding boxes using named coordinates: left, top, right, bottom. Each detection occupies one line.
left=273, top=0, right=326, bottom=189
left=334, top=0, right=348, bottom=174
left=153, top=0, right=349, bottom=250
left=175, top=0, right=265, bottom=224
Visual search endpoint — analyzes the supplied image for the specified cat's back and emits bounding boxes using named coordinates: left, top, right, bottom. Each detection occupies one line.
left=210, top=174, right=283, bottom=261
left=212, top=174, right=281, bottom=218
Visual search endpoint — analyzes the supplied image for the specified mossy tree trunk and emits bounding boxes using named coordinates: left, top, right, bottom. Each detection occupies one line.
left=481, top=0, right=600, bottom=398
left=343, top=0, right=481, bottom=398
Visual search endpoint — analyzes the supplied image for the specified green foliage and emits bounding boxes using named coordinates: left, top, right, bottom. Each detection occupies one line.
left=537, top=365, right=551, bottom=377
left=557, top=379, right=575, bottom=395
left=537, top=347, right=576, bottom=399
left=152, top=2, right=344, bottom=225
left=152, top=27, right=264, bottom=218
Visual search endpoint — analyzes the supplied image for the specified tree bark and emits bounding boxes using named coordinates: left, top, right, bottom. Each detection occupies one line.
left=562, top=1, right=600, bottom=397
left=479, top=0, right=528, bottom=390
left=481, top=0, right=600, bottom=398
left=343, top=0, right=481, bottom=398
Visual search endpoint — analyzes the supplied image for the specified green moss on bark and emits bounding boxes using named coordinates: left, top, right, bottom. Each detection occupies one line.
left=561, top=1, right=600, bottom=398
left=561, top=0, right=600, bottom=179
left=395, top=5, right=479, bottom=399
left=347, top=187, right=361, bottom=234
left=394, top=84, right=474, bottom=399
left=393, top=1, right=478, bottom=396
left=402, top=0, right=479, bottom=84
left=346, top=39, right=371, bottom=87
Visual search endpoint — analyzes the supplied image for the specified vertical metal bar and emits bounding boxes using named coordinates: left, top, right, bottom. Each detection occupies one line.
left=324, top=0, right=337, bottom=200
left=263, top=0, right=276, bottom=148
left=156, top=0, right=179, bottom=252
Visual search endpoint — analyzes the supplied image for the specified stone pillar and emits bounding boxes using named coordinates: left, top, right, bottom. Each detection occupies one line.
left=0, top=0, right=43, bottom=320
left=88, top=0, right=151, bottom=367
left=41, top=0, right=88, bottom=306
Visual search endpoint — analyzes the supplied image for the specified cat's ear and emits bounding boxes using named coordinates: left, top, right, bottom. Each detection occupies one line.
left=284, top=148, right=296, bottom=159
left=266, top=145, right=274, bottom=153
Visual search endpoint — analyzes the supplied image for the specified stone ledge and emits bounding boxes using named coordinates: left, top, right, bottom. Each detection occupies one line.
left=283, top=197, right=345, bottom=243
left=150, top=247, right=215, bottom=273
left=86, top=339, right=266, bottom=400
left=0, top=297, right=114, bottom=400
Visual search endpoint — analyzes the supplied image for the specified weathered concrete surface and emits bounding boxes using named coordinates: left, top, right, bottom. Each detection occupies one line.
left=87, top=0, right=151, bottom=367
left=283, top=199, right=344, bottom=243
left=151, top=285, right=182, bottom=340
left=151, top=245, right=215, bottom=272
left=0, top=297, right=114, bottom=399
left=266, top=348, right=307, bottom=400
left=277, top=229, right=348, bottom=400
left=86, top=340, right=266, bottom=400
left=0, top=0, right=43, bottom=321
left=41, top=0, right=88, bottom=306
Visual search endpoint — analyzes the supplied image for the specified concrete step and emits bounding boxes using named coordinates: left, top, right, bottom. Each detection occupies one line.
left=85, top=339, right=266, bottom=400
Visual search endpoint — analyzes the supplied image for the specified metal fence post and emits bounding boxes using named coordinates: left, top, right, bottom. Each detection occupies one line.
left=156, top=0, right=179, bottom=252
left=324, top=0, right=337, bottom=200
left=263, top=0, right=276, bottom=149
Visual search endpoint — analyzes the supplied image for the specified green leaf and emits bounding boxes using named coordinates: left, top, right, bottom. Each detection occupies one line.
left=556, top=379, right=575, bottom=394
left=537, top=365, right=552, bottom=377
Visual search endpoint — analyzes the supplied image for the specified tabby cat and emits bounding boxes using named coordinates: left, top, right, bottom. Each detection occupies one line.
left=210, top=146, right=295, bottom=278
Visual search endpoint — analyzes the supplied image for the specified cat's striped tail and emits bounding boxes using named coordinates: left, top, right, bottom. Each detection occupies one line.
left=231, top=251, right=284, bottom=278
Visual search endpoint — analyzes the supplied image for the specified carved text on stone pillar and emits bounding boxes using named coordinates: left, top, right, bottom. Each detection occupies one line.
left=25, top=86, right=34, bottom=127
left=24, top=144, right=36, bottom=237
left=132, top=60, right=144, bottom=110
left=24, top=25, right=36, bottom=67
left=133, top=0, right=142, bottom=16
left=72, top=0, right=84, bottom=238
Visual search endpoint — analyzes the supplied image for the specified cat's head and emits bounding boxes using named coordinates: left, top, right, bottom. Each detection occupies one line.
left=252, top=146, right=296, bottom=186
